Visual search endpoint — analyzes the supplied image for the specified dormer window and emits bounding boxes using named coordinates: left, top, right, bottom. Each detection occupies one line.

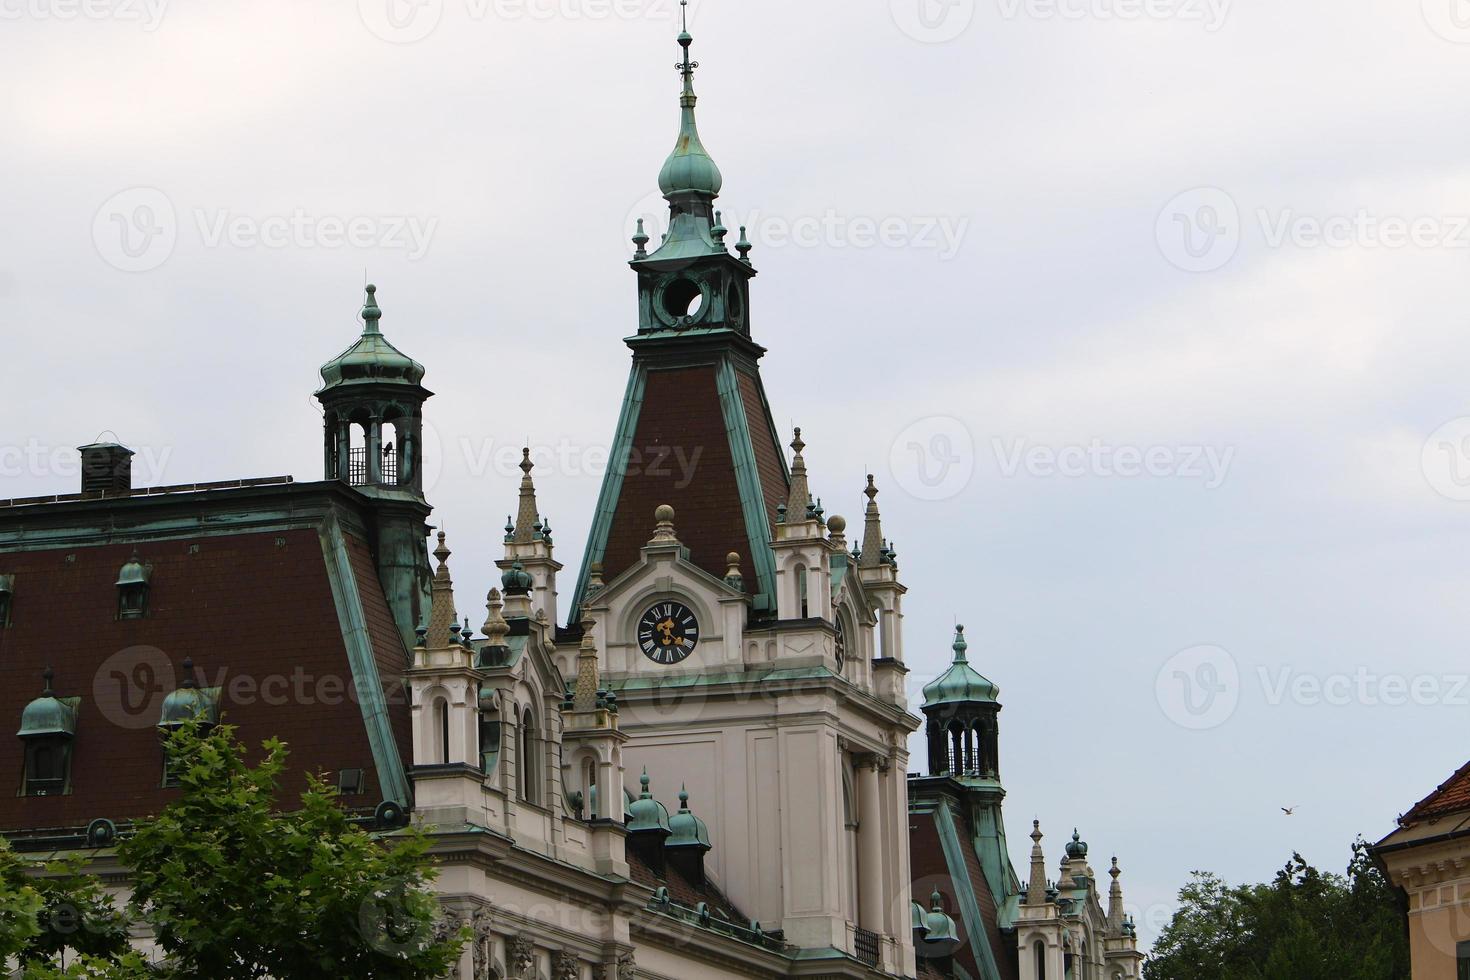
left=158, top=659, right=219, bottom=787
left=115, top=553, right=151, bottom=620
left=0, top=574, right=12, bottom=627
left=18, top=668, right=78, bottom=797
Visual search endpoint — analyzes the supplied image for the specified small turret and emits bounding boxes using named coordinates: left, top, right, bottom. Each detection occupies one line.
left=666, top=784, right=712, bottom=884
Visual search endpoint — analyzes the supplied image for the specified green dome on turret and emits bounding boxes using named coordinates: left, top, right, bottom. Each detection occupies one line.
left=921, top=625, right=999, bottom=707
left=666, top=784, right=711, bottom=851
left=317, top=285, right=426, bottom=392
left=18, top=670, right=75, bottom=738
left=626, top=769, right=672, bottom=834
left=657, top=13, right=723, bottom=200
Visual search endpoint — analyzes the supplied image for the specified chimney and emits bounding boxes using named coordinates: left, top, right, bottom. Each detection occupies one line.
left=78, top=443, right=135, bottom=494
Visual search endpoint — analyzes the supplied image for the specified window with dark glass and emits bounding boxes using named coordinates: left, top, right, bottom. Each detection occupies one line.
left=1458, top=940, right=1470, bottom=980
left=19, top=671, right=77, bottom=798
left=115, top=556, right=151, bottom=620
left=0, top=574, right=13, bottom=627
left=338, top=768, right=366, bottom=796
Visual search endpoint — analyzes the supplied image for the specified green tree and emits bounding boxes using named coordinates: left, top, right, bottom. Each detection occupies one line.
left=119, top=720, right=466, bottom=979
left=1146, top=840, right=1409, bottom=980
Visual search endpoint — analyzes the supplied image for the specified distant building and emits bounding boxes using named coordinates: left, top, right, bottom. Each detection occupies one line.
left=0, top=10, right=1144, bottom=979
left=1374, top=762, right=1470, bottom=979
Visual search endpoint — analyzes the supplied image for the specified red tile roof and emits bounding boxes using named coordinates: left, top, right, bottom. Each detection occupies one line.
left=0, top=527, right=410, bottom=834
left=627, top=847, right=747, bottom=922
left=1402, top=758, right=1470, bottom=824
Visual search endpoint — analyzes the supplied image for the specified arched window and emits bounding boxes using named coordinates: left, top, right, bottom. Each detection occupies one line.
left=434, top=697, right=449, bottom=765
left=479, top=701, right=501, bottom=773
left=519, top=708, right=539, bottom=804
left=1034, top=940, right=1047, bottom=980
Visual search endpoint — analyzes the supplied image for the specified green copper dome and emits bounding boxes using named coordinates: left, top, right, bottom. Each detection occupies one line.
left=666, top=784, right=711, bottom=851
left=657, top=14, right=722, bottom=199
left=18, top=671, right=76, bottom=739
left=1065, top=829, right=1088, bottom=860
left=317, top=285, right=426, bottom=392
left=501, top=561, right=533, bottom=596
left=921, top=625, right=999, bottom=707
left=626, top=768, right=672, bottom=834
left=159, top=661, right=219, bottom=728
left=115, top=553, right=150, bottom=588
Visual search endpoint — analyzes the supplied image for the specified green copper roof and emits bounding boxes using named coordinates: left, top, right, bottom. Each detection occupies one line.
left=18, top=670, right=76, bottom=738
left=115, top=552, right=149, bottom=588
left=627, top=768, right=672, bottom=834
left=159, top=661, right=220, bottom=728
left=667, top=784, right=711, bottom=850
left=921, top=625, right=999, bottom=707
left=657, top=5, right=722, bottom=200
left=317, top=285, right=426, bottom=392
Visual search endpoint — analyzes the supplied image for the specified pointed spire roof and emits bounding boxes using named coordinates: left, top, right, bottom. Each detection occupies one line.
left=512, top=448, right=542, bottom=544
left=318, top=284, right=426, bottom=392
left=859, top=475, right=885, bottom=567
left=423, top=531, right=459, bottom=649
left=785, top=429, right=811, bottom=519
left=1026, top=821, right=1048, bottom=905
left=921, top=625, right=999, bottom=707
left=1108, top=857, right=1126, bottom=935
left=657, top=0, right=723, bottom=202
left=571, top=623, right=602, bottom=713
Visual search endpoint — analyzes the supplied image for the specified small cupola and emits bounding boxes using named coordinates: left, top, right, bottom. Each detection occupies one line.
left=914, top=890, right=962, bottom=960
left=626, top=768, right=672, bottom=874
left=921, top=625, right=1003, bottom=781
left=665, top=784, right=712, bottom=884
left=115, top=552, right=151, bottom=620
left=18, top=668, right=78, bottom=797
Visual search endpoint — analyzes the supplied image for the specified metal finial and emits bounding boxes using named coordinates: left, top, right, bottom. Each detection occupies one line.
left=41, top=666, right=54, bottom=696
left=520, top=447, right=534, bottom=477
left=181, top=657, right=197, bottom=689
left=791, top=427, right=805, bottom=456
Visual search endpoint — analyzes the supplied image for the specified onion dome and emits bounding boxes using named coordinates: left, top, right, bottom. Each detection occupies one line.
left=666, top=785, right=711, bottom=851
left=921, top=625, right=999, bottom=707
left=915, top=891, right=962, bottom=958
left=1065, top=829, right=1088, bottom=860
left=18, top=669, right=76, bottom=738
left=317, top=285, right=426, bottom=392
left=501, top=561, right=533, bottom=596
left=159, top=659, right=218, bottom=728
left=626, top=769, right=672, bottom=834
left=658, top=5, right=723, bottom=200
left=115, top=552, right=150, bottom=589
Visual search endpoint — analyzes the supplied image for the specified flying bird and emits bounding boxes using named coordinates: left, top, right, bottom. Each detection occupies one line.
left=1281, top=806, right=1297, bottom=816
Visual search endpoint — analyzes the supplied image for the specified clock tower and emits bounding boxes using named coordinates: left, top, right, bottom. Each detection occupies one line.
left=573, top=8, right=921, bottom=975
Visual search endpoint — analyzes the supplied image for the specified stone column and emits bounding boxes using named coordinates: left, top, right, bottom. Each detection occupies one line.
left=856, top=756, right=885, bottom=933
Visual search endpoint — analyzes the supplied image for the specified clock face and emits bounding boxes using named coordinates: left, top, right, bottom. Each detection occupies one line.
left=638, top=601, right=700, bottom=665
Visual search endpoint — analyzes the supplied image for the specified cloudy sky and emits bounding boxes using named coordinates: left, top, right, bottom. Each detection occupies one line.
left=6, top=0, right=1470, bottom=948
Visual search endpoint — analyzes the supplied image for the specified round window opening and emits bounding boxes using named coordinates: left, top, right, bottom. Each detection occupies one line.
left=663, top=278, right=704, bottom=321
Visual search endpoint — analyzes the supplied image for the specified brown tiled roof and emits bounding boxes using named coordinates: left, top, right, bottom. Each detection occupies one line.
left=1402, top=758, right=1470, bottom=824
left=910, top=804, right=1018, bottom=980
left=602, top=366, right=754, bottom=586
left=735, top=368, right=788, bottom=538
left=627, top=847, right=747, bottom=922
left=0, top=528, right=410, bottom=833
